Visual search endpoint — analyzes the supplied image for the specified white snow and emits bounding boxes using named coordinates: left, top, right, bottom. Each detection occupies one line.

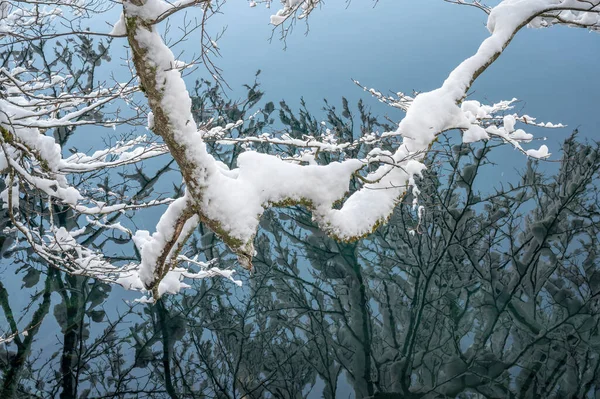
left=110, top=12, right=126, bottom=36
left=526, top=145, right=551, bottom=159
left=133, top=193, right=195, bottom=287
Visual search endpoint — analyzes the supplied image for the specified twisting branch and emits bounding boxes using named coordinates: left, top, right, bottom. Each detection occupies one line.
left=1, top=0, right=598, bottom=297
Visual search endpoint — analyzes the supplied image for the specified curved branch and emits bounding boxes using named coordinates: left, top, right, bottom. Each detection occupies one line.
left=122, top=0, right=599, bottom=289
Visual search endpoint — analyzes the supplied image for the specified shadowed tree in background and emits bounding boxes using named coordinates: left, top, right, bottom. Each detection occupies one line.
left=2, top=70, right=600, bottom=397
left=110, top=86, right=600, bottom=398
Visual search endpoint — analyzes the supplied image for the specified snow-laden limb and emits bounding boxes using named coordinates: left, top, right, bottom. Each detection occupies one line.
left=309, top=0, right=597, bottom=239
left=526, top=144, right=551, bottom=159
left=132, top=192, right=199, bottom=295
left=0, top=149, right=120, bottom=281
left=75, top=198, right=175, bottom=215
left=110, top=0, right=209, bottom=35
left=2, top=0, right=597, bottom=297
left=0, top=24, right=179, bottom=291
left=530, top=4, right=600, bottom=31
left=4, top=202, right=235, bottom=300
left=0, top=3, right=64, bottom=36
left=5, top=216, right=130, bottom=281
left=0, top=0, right=241, bottom=301
left=352, top=79, right=415, bottom=112
left=0, top=75, right=139, bottom=130
left=123, top=0, right=599, bottom=294
left=269, top=0, right=320, bottom=26
left=0, top=66, right=152, bottom=210
left=124, top=1, right=364, bottom=286
left=201, top=122, right=360, bottom=154
left=60, top=136, right=168, bottom=173
left=118, top=259, right=242, bottom=302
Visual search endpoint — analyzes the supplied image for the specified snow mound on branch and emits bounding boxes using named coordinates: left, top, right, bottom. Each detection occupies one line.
left=110, top=12, right=126, bottom=36
left=270, top=0, right=321, bottom=26
left=132, top=194, right=198, bottom=288
left=202, top=152, right=363, bottom=243
left=527, top=145, right=551, bottom=159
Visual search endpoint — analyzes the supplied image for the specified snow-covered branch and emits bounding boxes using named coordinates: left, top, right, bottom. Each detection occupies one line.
left=1, top=0, right=598, bottom=299
left=115, top=0, right=600, bottom=295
